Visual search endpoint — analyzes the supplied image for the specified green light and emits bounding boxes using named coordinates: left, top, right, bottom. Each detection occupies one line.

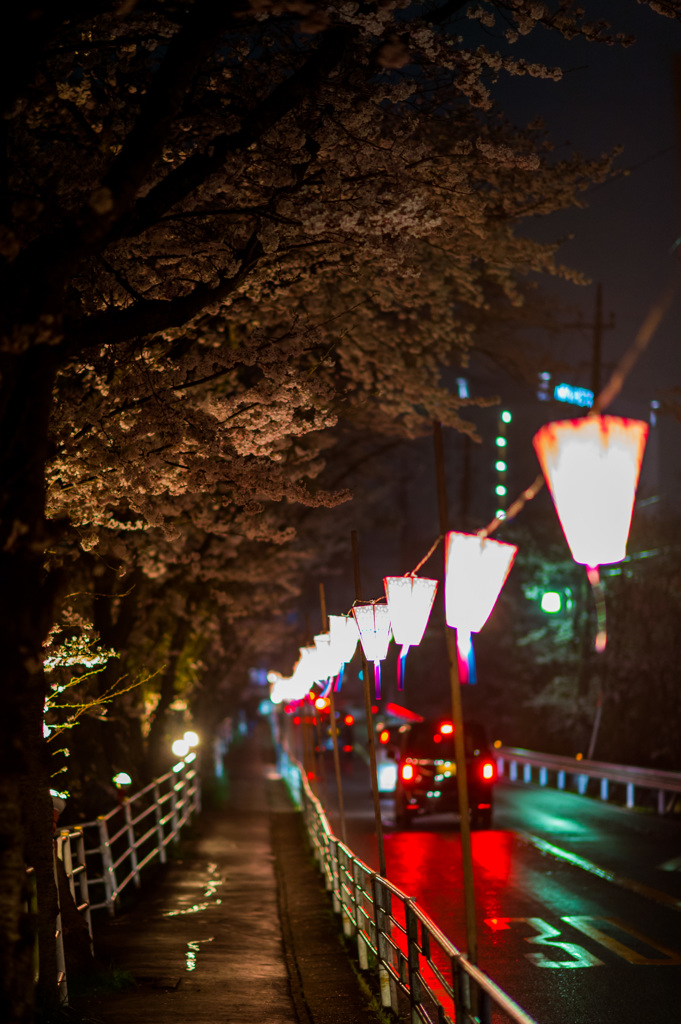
left=495, top=436, right=507, bottom=448
left=495, top=460, right=507, bottom=472
left=495, top=509, right=506, bottom=520
left=541, top=592, right=561, bottom=614
left=495, top=484, right=507, bottom=496
left=501, top=410, right=512, bottom=424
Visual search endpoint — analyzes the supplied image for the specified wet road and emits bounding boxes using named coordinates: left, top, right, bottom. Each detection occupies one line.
left=316, top=753, right=681, bottom=1024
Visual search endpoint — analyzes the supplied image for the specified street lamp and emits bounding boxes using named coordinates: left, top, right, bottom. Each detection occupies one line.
left=384, top=575, right=438, bottom=689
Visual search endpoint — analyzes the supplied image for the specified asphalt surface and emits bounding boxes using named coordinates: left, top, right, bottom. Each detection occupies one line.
left=72, top=730, right=387, bottom=1024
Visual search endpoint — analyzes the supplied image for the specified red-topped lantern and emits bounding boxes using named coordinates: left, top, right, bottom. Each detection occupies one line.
left=533, top=414, right=648, bottom=652
left=384, top=575, right=438, bottom=690
left=445, top=531, right=517, bottom=682
left=532, top=415, right=648, bottom=567
left=352, top=602, right=392, bottom=699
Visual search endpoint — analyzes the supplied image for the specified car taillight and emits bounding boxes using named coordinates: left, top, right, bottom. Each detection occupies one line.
left=481, top=760, right=496, bottom=781
left=401, top=763, right=415, bottom=782
left=379, top=729, right=390, bottom=744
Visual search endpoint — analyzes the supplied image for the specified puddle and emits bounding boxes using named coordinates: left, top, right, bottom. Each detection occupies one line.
left=164, top=862, right=226, bottom=917
left=166, top=899, right=223, bottom=917
left=185, top=936, right=214, bottom=972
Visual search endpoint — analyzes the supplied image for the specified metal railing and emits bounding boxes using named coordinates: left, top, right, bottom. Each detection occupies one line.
left=53, top=826, right=93, bottom=1005
left=497, top=747, right=681, bottom=815
left=43, top=753, right=200, bottom=1006
left=281, top=752, right=538, bottom=1024
left=76, top=753, right=201, bottom=914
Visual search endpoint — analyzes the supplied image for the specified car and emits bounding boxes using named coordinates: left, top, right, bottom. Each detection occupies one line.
left=393, top=718, right=496, bottom=829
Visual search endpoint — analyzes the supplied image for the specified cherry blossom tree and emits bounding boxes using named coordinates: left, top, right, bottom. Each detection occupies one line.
left=2, top=1, right=680, bottom=1018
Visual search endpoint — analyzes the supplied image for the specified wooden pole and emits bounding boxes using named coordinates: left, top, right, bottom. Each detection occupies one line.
left=320, top=582, right=348, bottom=845
left=351, top=531, right=387, bottom=878
left=433, top=420, right=478, bottom=965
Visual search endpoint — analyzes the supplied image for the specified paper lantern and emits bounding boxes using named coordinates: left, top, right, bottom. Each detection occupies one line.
left=532, top=415, right=648, bottom=567
left=314, top=633, right=340, bottom=696
left=352, top=602, right=392, bottom=699
left=384, top=575, right=438, bottom=690
left=328, top=614, right=360, bottom=692
left=445, top=532, right=517, bottom=682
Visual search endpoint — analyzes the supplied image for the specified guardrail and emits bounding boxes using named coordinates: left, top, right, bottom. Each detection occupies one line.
left=497, top=747, right=681, bottom=814
left=46, top=752, right=201, bottom=1005
left=281, top=751, right=538, bottom=1024
left=77, top=753, right=201, bottom=914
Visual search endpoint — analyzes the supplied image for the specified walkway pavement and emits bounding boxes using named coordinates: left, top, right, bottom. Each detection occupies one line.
left=72, top=729, right=384, bottom=1024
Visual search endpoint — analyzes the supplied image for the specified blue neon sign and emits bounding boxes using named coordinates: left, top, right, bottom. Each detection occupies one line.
left=553, top=383, right=594, bottom=408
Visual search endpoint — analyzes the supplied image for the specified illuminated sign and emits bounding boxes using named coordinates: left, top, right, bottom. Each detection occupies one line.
left=554, top=383, right=593, bottom=408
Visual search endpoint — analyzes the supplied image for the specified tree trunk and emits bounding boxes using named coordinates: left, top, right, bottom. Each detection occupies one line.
left=146, top=614, right=191, bottom=774
left=0, top=345, right=60, bottom=1022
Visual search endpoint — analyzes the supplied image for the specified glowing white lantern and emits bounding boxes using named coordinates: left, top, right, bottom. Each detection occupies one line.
left=328, top=614, right=359, bottom=665
left=532, top=415, right=648, bottom=567
left=299, top=644, right=323, bottom=685
left=352, top=602, right=392, bottom=699
left=384, top=575, right=438, bottom=689
left=328, top=614, right=359, bottom=693
left=445, top=532, right=517, bottom=682
left=314, top=633, right=341, bottom=695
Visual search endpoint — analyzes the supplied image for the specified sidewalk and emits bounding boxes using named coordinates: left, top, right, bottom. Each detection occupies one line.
left=72, top=730, right=384, bottom=1024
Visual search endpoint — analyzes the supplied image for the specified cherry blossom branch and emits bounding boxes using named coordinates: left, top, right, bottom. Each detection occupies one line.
left=68, top=231, right=263, bottom=350
left=116, top=27, right=354, bottom=243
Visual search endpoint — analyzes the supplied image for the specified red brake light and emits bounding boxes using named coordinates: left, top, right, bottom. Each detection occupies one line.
left=440, top=722, right=454, bottom=735
left=401, top=763, right=415, bottom=782
left=379, top=729, right=390, bottom=744
left=344, top=714, right=354, bottom=726
left=481, top=761, right=496, bottom=781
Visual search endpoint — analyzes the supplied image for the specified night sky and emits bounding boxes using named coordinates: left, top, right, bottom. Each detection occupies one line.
left=499, top=2, right=679, bottom=407
left=489, top=0, right=681, bottom=503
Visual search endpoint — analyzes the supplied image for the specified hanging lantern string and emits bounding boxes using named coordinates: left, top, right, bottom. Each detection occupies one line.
left=288, top=280, right=674, bottom=683
left=477, top=473, right=545, bottom=541
left=407, top=533, right=443, bottom=577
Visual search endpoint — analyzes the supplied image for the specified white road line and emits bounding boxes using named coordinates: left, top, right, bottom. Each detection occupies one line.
left=517, top=831, right=681, bottom=913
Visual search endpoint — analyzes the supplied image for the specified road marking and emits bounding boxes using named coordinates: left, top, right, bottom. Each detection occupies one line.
left=485, top=915, right=681, bottom=967
left=484, top=917, right=603, bottom=968
left=517, top=830, right=681, bottom=913
left=564, top=916, right=681, bottom=965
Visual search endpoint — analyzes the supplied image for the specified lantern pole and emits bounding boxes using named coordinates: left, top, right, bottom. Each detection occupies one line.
left=351, top=531, right=387, bottom=879
left=320, top=583, right=348, bottom=846
left=314, top=701, right=329, bottom=803
left=433, top=421, right=478, bottom=966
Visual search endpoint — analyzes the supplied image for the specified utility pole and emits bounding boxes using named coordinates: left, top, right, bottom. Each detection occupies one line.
left=568, top=283, right=614, bottom=411
left=591, top=283, right=604, bottom=400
